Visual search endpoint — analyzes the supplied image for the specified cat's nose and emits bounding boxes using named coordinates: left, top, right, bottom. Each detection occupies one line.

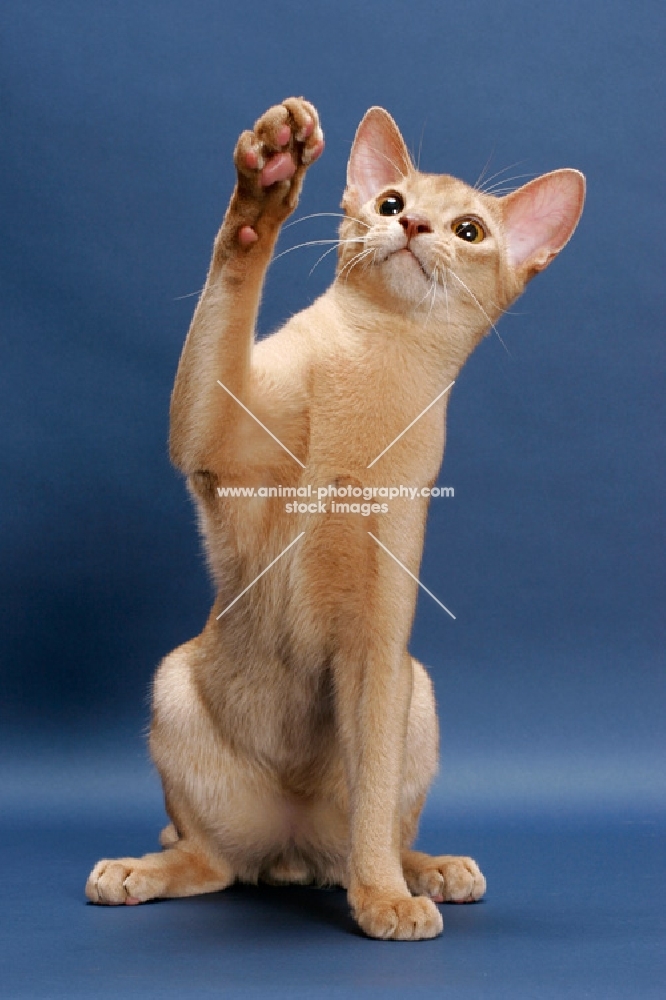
left=399, top=215, right=433, bottom=242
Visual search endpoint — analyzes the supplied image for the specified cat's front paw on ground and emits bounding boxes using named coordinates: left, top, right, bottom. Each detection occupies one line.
left=404, top=852, right=486, bottom=904
left=351, top=887, right=444, bottom=941
left=233, top=97, right=324, bottom=239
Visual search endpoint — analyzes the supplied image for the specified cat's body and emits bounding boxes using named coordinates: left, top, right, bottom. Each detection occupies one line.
left=86, top=99, right=584, bottom=939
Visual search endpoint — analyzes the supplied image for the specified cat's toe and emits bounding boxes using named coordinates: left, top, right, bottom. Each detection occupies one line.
left=235, top=98, right=323, bottom=191
left=85, top=856, right=163, bottom=905
left=86, top=858, right=134, bottom=905
left=435, top=856, right=486, bottom=903
left=281, top=97, right=324, bottom=164
left=255, top=98, right=321, bottom=155
left=351, top=888, right=443, bottom=941
left=235, top=129, right=267, bottom=180
left=444, top=856, right=486, bottom=902
left=404, top=853, right=486, bottom=903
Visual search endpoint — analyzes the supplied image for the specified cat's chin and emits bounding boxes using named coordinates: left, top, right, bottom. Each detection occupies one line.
left=380, top=249, right=434, bottom=305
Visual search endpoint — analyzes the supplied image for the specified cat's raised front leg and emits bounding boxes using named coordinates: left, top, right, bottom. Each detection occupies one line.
left=402, top=850, right=486, bottom=904
left=169, top=98, right=323, bottom=474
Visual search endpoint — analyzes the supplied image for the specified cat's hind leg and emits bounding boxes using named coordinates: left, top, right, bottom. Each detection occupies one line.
left=85, top=631, right=285, bottom=907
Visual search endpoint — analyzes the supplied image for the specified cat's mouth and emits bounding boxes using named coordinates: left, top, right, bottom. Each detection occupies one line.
left=390, top=247, right=431, bottom=281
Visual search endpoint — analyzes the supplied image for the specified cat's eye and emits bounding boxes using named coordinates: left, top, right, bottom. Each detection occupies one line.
left=452, top=218, right=486, bottom=243
left=378, top=193, right=405, bottom=216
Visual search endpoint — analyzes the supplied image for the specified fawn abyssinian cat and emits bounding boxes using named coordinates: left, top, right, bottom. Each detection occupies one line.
left=86, top=98, right=585, bottom=940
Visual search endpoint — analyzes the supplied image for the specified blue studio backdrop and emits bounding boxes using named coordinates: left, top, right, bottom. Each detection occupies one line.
left=1, top=2, right=664, bottom=998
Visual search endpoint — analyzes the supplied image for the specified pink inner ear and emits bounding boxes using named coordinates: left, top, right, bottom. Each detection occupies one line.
left=348, top=110, right=412, bottom=205
left=503, top=170, right=585, bottom=269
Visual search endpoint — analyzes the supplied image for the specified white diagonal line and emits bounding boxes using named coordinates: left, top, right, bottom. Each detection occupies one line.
left=366, top=380, right=455, bottom=469
left=367, top=532, right=456, bottom=620
left=217, top=380, right=306, bottom=469
left=216, top=532, right=305, bottom=619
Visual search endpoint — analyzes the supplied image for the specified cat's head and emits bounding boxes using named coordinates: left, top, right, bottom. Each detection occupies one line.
left=338, top=107, right=585, bottom=350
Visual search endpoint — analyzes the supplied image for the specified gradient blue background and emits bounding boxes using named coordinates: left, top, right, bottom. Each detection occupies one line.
left=1, top=1, right=664, bottom=997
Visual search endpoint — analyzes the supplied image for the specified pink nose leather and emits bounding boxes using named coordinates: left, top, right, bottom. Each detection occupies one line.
left=399, top=215, right=433, bottom=241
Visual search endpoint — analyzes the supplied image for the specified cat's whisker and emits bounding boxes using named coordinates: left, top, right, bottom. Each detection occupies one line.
left=284, top=212, right=371, bottom=230
left=272, top=238, right=363, bottom=263
left=414, top=269, right=437, bottom=310
left=481, top=172, right=537, bottom=195
left=339, top=256, right=364, bottom=285
left=477, top=160, right=526, bottom=192
left=483, top=184, right=536, bottom=197
left=416, top=120, right=427, bottom=171
left=423, top=266, right=439, bottom=328
left=338, top=247, right=375, bottom=284
left=336, top=250, right=361, bottom=282
left=344, top=248, right=376, bottom=282
left=473, top=147, right=498, bottom=191
left=447, top=267, right=512, bottom=357
left=444, top=268, right=450, bottom=328
left=174, top=286, right=205, bottom=301
left=272, top=239, right=340, bottom=262
left=309, top=240, right=364, bottom=277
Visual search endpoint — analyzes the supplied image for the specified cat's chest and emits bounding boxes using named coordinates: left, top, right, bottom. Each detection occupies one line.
left=308, top=355, right=447, bottom=481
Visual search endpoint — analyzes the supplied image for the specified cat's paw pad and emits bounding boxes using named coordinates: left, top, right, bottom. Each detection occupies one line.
left=233, top=98, right=323, bottom=236
left=85, top=857, right=163, bottom=906
left=351, top=888, right=443, bottom=941
left=406, top=855, right=486, bottom=904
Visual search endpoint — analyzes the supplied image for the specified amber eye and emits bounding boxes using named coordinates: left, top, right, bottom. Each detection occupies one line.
left=378, top=193, right=405, bottom=216
left=453, top=218, right=485, bottom=243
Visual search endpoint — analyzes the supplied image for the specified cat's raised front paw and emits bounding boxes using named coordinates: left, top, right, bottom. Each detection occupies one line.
left=233, top=97, right=324, bottom=240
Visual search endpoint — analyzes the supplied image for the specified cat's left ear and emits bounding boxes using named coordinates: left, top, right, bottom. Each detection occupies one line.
left=346, top=107, right=413, bottom=206
left=501, top=169, right=586, bottom=282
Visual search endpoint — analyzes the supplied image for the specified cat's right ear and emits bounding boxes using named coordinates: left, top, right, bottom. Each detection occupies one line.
left=345, top=108, right=413, bottom=207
